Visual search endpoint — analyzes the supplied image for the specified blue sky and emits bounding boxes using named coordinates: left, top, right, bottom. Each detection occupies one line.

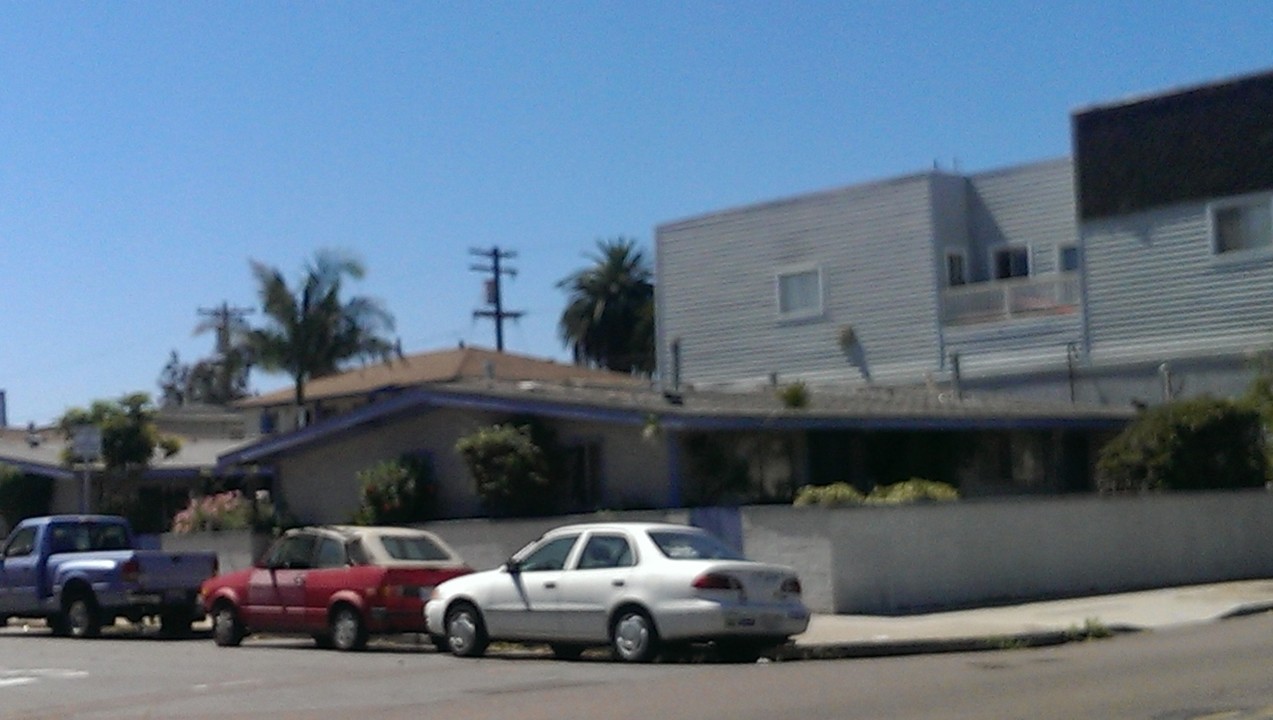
left=1, top=2, right=1270, bottom=426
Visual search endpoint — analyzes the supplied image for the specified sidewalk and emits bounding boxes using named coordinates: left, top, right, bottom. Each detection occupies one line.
left=779, top=579, right=1273, bottom=661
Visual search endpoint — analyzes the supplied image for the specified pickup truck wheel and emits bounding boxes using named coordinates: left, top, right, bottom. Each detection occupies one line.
left=329, top=606, right=367, bottom=652
left=65, top=596, right=101, bottom=639
left=212, top=606, right=244, bottom=647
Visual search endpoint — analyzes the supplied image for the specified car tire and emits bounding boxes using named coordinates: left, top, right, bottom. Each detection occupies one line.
left=444, top=602, right=488, bottom=658
left=64, top=596, right=101, bottom=639
left=550, top=643, right=586, bottom=661
left=211, top=605, right=244, bottom=647
left=428, top=633, right=450, bottom=652
left=329, top=606, right=368, bottom=652
left=610, top=607, right=659, bottom=663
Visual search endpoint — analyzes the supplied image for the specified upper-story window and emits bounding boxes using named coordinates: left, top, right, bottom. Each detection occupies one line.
left=993, top=246, right=1030, bottom=280
left=1058, top=244, right=1080, bottom=272
left=776, top=266, right=822, bottom=319
left=1211, top=195, right=1273, bottom=255
left=945, top=251, right=967, bottom=287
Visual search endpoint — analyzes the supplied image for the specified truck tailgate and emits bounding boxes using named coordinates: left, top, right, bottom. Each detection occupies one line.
left=133, top=551, right=219, bottom=592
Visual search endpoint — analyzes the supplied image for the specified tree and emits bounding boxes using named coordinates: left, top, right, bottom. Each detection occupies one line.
left=557, top=237, right=655, bottom=375
left=57, top=393, right=182, bottom=529
left=1095, top=396, right=1268, bottom=493
left=243, top=249, right=396, bottom=414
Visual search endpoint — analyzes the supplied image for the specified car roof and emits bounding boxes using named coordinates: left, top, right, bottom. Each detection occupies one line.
left=543, top=521, right=705, bottom=535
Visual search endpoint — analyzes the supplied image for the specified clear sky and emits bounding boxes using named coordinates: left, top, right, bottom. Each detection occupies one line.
left=2, top=2, right=1270, bottom=426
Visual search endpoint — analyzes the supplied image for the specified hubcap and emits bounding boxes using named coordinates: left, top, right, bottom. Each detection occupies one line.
left=68, top=602, right=90, bottom=636
left=448, top=611, right=476, bottom=653
left=614, top=614, right=649, bottom=659
left=333, top=611, right=358, bottom=648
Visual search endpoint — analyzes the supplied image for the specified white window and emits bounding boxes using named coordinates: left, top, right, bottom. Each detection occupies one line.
left=945, top=251, right=967, bottom=287
left=992, top=246, right=1030, bottom=280
left=1211, top=196, right=1273, bottom=255
left=1058, top=244, right=1080, bottom=272
left=776, top=267, right=822, bottom=319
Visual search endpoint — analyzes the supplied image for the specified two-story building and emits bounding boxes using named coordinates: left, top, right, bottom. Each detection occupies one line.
left=656, top=68, right=1273, bottom=408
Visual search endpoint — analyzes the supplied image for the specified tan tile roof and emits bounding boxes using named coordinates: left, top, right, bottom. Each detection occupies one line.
left=236, top=345, right=646, bottom=408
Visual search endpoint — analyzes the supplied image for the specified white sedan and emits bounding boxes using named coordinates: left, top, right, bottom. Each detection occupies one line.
left=424, top=522, right=810, bottom=662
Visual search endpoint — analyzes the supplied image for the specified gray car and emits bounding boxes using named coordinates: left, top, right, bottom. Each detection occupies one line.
left=424, top=522, right=809, bottom=662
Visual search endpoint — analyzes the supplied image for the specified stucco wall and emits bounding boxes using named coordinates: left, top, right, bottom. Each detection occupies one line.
left=417, top=490, right=1273, bottom=616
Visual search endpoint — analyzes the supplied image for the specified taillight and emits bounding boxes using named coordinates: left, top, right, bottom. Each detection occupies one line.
left=120, top=558, right=141, bottom=584
left=781, top=577, right=802, bottom=595
left=692, top=572, right=741, bottom=590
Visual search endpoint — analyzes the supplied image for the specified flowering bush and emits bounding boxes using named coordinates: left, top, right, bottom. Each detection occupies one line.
left=171, top=490, right=272, bottom=534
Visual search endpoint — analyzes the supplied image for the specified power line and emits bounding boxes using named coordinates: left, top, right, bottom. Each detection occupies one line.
left=469, top=246, right=524, bottom=352
left=197, top=301, right=255, bottom=354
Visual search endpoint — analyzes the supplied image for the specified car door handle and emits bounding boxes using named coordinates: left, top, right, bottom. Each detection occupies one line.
left=543, top=581, right=557, bottom=589
left=293, top=577, right=305, bottom=586
left=611, top=579, right=626, bottom=587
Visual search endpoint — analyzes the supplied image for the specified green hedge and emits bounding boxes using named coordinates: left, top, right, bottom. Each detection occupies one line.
left=1096, top=396, right=1268, bottom=493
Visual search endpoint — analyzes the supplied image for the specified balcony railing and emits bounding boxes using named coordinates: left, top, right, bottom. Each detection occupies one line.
left=941, top=274, right=1080, bottom=326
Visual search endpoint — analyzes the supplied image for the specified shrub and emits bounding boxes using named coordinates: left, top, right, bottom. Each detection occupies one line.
left=171, top=490, right=272, bottom=534
left=864, top=478, right=960, bottom=505
left=777, top=382, right=810, bottom=409
left=455, top=423, right=557, bottom=517
left=793, top=478, right=959, bottom=507
left=793, top=482, right=864, bottom=507
left=1096, top=396, right=1268, bottom=493
left=0, top=464, right=53, bottom=529
left=352, top=456, right=436, bottom=525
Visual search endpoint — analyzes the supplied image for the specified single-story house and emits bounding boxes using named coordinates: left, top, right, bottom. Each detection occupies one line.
left=219, top=347, right=1133, bottom=524
left=0, top=406, right=261, bottom=533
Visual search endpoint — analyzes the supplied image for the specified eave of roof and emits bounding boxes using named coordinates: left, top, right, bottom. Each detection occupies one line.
left=217, top=380, right=1132, bottom=467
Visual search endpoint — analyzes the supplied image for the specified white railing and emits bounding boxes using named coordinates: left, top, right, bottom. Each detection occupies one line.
left=941, top=274, right=1080, bottom=326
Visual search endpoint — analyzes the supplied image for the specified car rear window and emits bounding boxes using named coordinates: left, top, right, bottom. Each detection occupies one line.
left=647, top=531, right=743, bottom=560
left=378, top=534, right=452, bottom=562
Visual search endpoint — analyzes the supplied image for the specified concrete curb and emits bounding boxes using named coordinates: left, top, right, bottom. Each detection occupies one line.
left=773, top=626, right=1139, bottom=662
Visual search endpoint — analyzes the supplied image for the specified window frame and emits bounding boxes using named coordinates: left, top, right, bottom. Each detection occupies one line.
left=945, top=250, right=967, bottom=287
left=774, top=265, right=824, bottom=321
left=1058, top=244, right=1080, bottom=273
left=1209, top=193, right=1273, bottom=257
left=991, top=245, right=1031, bottom=281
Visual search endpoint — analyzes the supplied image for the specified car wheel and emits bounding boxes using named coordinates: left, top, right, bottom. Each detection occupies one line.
left=312, top=633, right=334, bottom=649
left=65, top=596, right=101, bottom=639
left=329, top=606, right=368, bottom=652
left=550, top=643, right=586, bottom=661
left=211, top=605, right=244, bottom=647
left=444, top=602, right=488, bottom=658
left=610, top=607, right=659, bottom=663
left=428, top=633, right=450, bottom=652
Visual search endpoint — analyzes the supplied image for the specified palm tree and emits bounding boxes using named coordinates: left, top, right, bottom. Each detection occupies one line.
left=244, top=249, right=396, bottom=414
left=557, top=237, right=655, bottom=375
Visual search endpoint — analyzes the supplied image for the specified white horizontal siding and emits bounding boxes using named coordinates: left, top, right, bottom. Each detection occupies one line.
left=966, top=159, right=1077, bottom=281
left=1084, top=199, right=1273, bottom=363
left=657, top=175, right=944, bottom=386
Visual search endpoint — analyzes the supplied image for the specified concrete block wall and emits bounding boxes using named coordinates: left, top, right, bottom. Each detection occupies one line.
left=166, top=490, right=1273, bottom=617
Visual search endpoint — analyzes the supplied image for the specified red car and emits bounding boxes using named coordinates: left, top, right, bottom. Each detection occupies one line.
left=201, top=525, right=471, bottom=651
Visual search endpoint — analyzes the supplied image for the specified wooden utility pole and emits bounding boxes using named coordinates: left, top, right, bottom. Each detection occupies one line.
left=470, top=246, right=524, bottom=352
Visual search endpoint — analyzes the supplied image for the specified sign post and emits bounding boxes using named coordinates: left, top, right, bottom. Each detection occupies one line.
left=71, top=425, right=102, bottom=514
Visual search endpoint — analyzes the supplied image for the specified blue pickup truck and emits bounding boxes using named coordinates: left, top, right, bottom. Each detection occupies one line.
left=0, top=515, right=219, bottom=637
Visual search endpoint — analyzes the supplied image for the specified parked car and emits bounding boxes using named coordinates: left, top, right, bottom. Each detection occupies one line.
left=424, top=522, right=810, bottom=662
left=0, top=514, right=218, bottom=638
left=201, top=525, right=471, bottom=651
